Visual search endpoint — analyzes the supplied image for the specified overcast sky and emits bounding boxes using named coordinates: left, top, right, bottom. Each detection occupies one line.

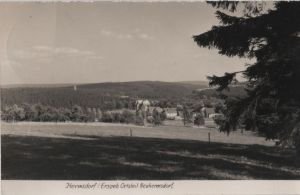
left=0, top=2, right=250, bottom=85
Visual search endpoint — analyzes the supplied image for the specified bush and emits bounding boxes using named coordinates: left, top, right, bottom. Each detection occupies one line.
left=203, top=99, right=213, bottom=108
left=182, top=107, right=193, bottom=126
left=214, top=102, right=225, bottom=114
left=135, top=115, right=144, bottom=126
left=69, top=105, right=85, bottom=122
left=111, top=112, right=122, bottom=123
left=152, top=109, right=161, bottom=126
left=194, top=113, right=205, bottom=126
left=75, top=114, right=89, bottom=122
left=146, top=116, right=154, bottom=123
left=213, top=114, right=226, bottom=127
left=101, top=112, right=113, bottom=123
left=39, top=113, right=55, bottom=122
left=56, top=113, right=70, bottom=122
left=122, top=110, right=135, bottom=124
left=160, top=110, right=167, bottom=121
left=1, top=104, right=25, bottom=122
left=1, top=103, right=90, bottom=122
left=86, top=108, right=96, bottom=122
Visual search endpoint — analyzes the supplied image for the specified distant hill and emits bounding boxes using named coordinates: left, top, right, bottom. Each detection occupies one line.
left=194, top=84, right=247, bottom=98
left=1, top=81, right=208, bottom=108
left=176, top=80, right=209, bottom=87
left=0, top=83, right=75, bottom=89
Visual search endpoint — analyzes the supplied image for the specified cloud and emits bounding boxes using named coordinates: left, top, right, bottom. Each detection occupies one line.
left=117, top=34, right=133, bottom=39
left=87, top=55, right=104, bottom=60
left=138, top=33, right=154, bottom=40
left=11, top=46, right=103, bottom=61
left=33, top=46, right=95, bottom=56
left=1, top=59, right=20, bottom=67
left=100, top=30, right=114, bottom=36
left=101, top=30, right=133, bottom=40
left=13, top=50, right=50, bottom=59
left=100, top=29, right=154, bottom=40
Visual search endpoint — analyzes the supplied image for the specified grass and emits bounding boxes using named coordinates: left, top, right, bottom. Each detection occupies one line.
left=2, top=133, right=300, bottom=180
left=1, top=121, right=274, bottom=146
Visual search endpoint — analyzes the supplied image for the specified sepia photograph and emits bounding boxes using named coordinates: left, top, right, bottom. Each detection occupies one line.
left=1, top=1, right=300, bottom=183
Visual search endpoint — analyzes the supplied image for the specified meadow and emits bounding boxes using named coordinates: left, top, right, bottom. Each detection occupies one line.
left=2, top=121, right=300, bottom=180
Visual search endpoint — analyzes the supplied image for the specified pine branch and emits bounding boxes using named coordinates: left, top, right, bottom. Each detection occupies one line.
left=207, top=1, right=239, bottom=12
left=207, top=70, right=245, bottom=91
left=215, top=11, right=243, bottom=25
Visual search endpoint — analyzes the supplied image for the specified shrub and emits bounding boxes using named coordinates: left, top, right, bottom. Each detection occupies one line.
left=101, top=112, right=113, bottom=123
left=2, top=104, right=26, bottom=122
left=203, top=99, right=213, bottom=108
left=160, top=110, right=167, bottom=121
left=152, top=108, right=161, bottom=126
left=213, top=114, right=226, bottom=127
left=70, top=113, right=88, bottom=122
left=70, top=105, right=85, bottom=122
left=111, top=112, right=122, bottom=123
left=56, top=113, right=70, bottom=122
left=194, top=113, right=205, bottom=126
left=122, top=110, right=135, bottom=124
left=135, top=115, right=144, bottom=126
left=214, top=102, right=225, bottom=114
left=146, top=116, right=154, bottom=124
left=39, top=113, right=55, bottom=122
left=182, top=107, right=193, bottom=126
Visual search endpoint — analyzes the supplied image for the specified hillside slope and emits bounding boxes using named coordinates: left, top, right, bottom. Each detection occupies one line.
left=194, top=84, right=247, bottom=98
left=1, top=81, right=207, bottom=108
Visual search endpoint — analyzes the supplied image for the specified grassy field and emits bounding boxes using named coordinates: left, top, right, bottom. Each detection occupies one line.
left=1, top=121, right=300, bottom=180
left=1, top=120, right=274, bottom=145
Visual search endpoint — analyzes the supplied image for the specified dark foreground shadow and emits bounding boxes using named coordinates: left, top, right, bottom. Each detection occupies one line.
left=2, top=135, right=300, bottom=180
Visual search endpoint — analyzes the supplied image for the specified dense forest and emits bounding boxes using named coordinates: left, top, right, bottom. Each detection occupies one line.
left=1, top=81, right=223, bottom=125
left=1, top=81, right=206, bottom=110
left=194, top=84, right=247, bottom=98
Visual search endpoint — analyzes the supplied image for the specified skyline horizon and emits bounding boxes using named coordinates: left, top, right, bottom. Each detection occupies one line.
left=1, top=2, right=250, bottom=85
left=0, top=79, right=210, bottom=87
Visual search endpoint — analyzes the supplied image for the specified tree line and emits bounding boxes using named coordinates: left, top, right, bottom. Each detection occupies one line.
left=0, top=103, right=169, bottom=126
left=1, top=102, right=210, bottom=128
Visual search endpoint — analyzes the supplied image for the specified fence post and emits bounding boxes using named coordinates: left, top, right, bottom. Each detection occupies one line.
left=130, top=128, right=133, bottom=137
left=208, top=132, right=211, bottom=143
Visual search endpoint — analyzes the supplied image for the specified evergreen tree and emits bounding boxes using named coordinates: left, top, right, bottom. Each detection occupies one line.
left=193, top=2, right=300, bottom=152
left=152, top=108, right=161, bottom=126
left=160, top=109, right=167, bottom=121
left=182, top=106, right=193, bottom=126
left=194, top=112, right=205, bottom=126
